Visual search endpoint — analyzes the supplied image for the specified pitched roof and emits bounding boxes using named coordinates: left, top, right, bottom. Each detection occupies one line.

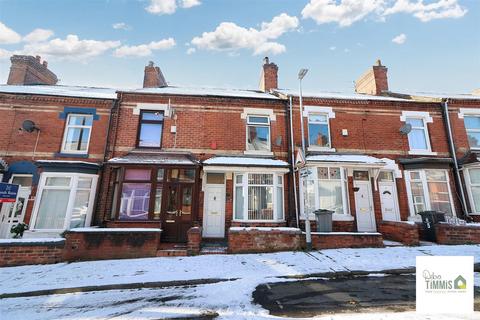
left=0, top=85, right=117, bottom=99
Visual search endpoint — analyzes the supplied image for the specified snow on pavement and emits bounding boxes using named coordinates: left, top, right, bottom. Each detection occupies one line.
left=0, top=245, right=479, bottom=319
left=0, top=245, right=479, bottom=295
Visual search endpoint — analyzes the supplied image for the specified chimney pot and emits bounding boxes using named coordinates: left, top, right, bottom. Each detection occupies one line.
left=259, top=57, right=278, bottom=92
left=143, top=61, right=167, bottom=88
left=354, top=59, right=389, bottom=96
left=7, top=55, right=58, bottom=85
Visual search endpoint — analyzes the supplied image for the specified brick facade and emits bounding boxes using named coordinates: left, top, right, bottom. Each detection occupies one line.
left=378, top=221, right=420, bottom=246
left=310, top=232, right=384, bottom=250
left=435, top=223, right=480, bottom=245
left=0, top=240, right=65, bottom=267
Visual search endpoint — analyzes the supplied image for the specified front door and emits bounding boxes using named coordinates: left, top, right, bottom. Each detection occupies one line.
left=378, top=172, right=400, bottom=222
left=203, top=185, right=225, bottom=238
left=353, top=171, right=376, bottom=232
left=162, top=183, right=193, bottom=242
left=0, top=175, right=33, bottom=238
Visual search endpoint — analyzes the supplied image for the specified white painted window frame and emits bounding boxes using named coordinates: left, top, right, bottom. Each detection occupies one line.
left=404, top=169, right=455, bottom=218
left=303, top=106, right=336, bottom=152
left=30, top=172, right=98, bottom=232
left=400, top=111, right=436, bottom=156
left=61, top=114, right=93, bottom=154
left=464, top=167, right=480, bottom=215
left=462, top=114, right=480, bottom=151
left=233, top=172, right=285, bottom=222
left=299, top=166, right=352, bottom=221
left=245, top=115, right=272, bottom=154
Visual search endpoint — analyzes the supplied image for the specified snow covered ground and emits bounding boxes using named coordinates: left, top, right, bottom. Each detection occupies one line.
left=0, top=245, right=479, bottom=319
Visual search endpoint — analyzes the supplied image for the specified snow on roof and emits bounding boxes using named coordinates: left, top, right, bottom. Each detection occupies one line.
left=274, top=89, right=411, bottom=102
left=120, top=86, right=279, bottom=100
left=396, top=91, right=480, bottom=101
left=35, top=160, right=101, bottom=166
left=306, top=154, right=386, bottom=165
left=0, top=85, right=117, bottom=99
left=108, top=153, right=199, bottom=165
left=203, top=156, right=289, bottom=167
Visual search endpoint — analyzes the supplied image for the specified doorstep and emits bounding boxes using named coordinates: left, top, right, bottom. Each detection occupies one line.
left=200, top=241, right=228, bottom=255
left=157, top=243, right=188, bottom=257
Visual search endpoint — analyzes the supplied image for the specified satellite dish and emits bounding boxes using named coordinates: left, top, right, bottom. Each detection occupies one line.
left=22, top=120, right=39, bottom=133
left=399, top=123, right=412, bottom=135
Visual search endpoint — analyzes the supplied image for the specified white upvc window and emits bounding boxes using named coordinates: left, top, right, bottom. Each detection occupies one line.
left=301, top=166, right=350, bottom=219
left=246, top=115, right=271, bottom=152
left=464, top=168, right=480, bottom=214
left=405, top=169, right=455, bottom=217
left=233, top=173, right=284, bottom=222
left=61, top=114, right=93, bottom=154
left=400, top=111, right=435, bottom=155
left=304, top=106, right=335, bottom=152
left=31, top=172, right=98, bottom=231
left=463, top=116, right=480, bottom=150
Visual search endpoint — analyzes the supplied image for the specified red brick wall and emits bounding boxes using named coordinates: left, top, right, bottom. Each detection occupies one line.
left=378, top=221, right=419, bottom=245
left=63, top=230, right=161, bottom=261
left=310, top=232, right=384, bottom=249
left=187, top=226, right=202, bottom=255
left=0, top=240, right=65, bottom=267
left=435, top=223, right=480, bottom=245
left=228, top=228, right=302, bottom=253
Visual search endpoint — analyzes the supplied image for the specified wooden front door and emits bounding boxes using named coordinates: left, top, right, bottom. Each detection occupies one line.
left=162, top=183, right=193, bottom=242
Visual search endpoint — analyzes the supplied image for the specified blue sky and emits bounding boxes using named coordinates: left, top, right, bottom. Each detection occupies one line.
left=0, top=0, right=478, bottom=93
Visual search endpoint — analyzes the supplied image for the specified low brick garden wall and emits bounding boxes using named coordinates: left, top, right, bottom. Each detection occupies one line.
left=310, top=232, right=384, bottom=250
left=228, top=227, right=303, bottom=253
left=378, top=221, right=420, bottom=246
left=0, top=239, right=65, bottom=267
left=435, top=223, right=480, bottom=245
left=63, top=228, right=162, bottom=261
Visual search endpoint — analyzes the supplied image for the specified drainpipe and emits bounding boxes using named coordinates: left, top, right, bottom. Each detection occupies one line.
left=289, top=96, right=300, bottom=228
left=442, top=99, right=469, bottom=217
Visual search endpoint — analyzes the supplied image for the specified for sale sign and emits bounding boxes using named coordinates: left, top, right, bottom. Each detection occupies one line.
left=0, top=182, right=19, bottom=203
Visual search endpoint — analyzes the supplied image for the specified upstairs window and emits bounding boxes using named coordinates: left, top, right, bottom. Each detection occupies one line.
left=137, top=111, right=164, bottom=148
left=246, top=115, right=270, bottom=152
left=62, top=114, right=93, bottom=154
left=308, top=113, right=330, bottom=148
left=406, top=118, right=429, bottom=151
left=464, top=116, right=480, bottom=149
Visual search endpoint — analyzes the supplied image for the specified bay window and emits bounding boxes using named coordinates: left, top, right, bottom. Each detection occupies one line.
left=406, top=169, right=454, bottom=216
left=465, top=168, right=480, bottom=214
left=302, top=166, right=350, bottom=218
left=32, top=173, right=98, bottom=230
left=61, top=114, right=93, bottom=154
left=234, top=173, right=284, bottom=221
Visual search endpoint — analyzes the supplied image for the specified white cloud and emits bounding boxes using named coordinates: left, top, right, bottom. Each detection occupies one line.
left=0, top=48, right=12, bottom=59
left=23, top=28, right=54, bottom=43
left=392, top=33, right=407, bottom=44
left=0, top=22, right=21, bottom=44
left=302, top=0, right=384, bottom=27
left=112, top=22, right=131, bottom=30
left=302, top=0, right=467, bottom=26
left=383, top=0, right=467, bottom=22
left=191, top=13, right=298, bottom=56
left=186, top=47, right=196, bottom=55
left=146, top=0, right=200, bottom=15
left=22, top=34, right=121, bottom=59
left=114, top=38, right=176, bottom=57
left=181, top=0, right=201, bottom=8
left=329, top=46, right=336, bottom=50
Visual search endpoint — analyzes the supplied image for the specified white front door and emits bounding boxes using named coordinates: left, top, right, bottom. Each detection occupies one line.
left=379, top=182, right=400, bottom=221
left=203, top=185, right=225, bottom=238
left=353, top=172, right=376, bottom=232
left=0, top=176, right=32, bottom=238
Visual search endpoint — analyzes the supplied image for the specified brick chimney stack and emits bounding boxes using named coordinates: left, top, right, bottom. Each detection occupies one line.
left=7, top=55, right=58, bottom=85
left=259, top=57, right=278, bottom=92
left=143, top=61, right=167, bottom=88
left=355, top=59, right=389, bottom=96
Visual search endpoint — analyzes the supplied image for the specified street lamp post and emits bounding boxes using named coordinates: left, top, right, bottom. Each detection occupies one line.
left=298, top=68, right=312, bottom=251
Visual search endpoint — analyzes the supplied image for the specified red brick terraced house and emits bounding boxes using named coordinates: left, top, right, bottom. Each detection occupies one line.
left=272, top=60, right=466, bottom=238
left=0, top=55, right=117, bottom=239
left=96, top=60, right=292, bottom=244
